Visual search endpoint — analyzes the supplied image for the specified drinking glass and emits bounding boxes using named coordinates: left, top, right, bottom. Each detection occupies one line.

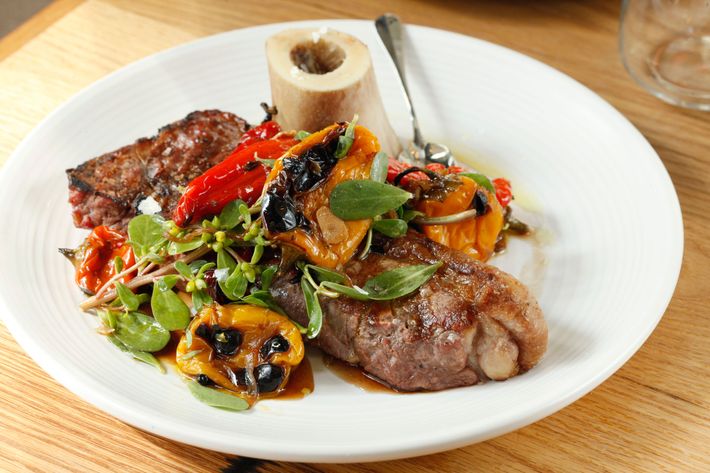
left=620, top=0, right=710, bottom=110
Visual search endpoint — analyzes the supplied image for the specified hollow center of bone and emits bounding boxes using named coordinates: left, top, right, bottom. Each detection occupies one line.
left=290, top=40, right=345, bottom=74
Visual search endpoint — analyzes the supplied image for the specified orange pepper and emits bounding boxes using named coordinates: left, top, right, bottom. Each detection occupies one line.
left=263, top=124, right=379, bottom=269
left=75, top=226, right=136, bottom=294
left=176, top=304, right=304, bottom=400
left=416, top=176, right=504, bottom=261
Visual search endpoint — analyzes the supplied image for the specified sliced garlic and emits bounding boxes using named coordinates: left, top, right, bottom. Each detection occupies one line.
left=316, top=206, right=348, bottom=244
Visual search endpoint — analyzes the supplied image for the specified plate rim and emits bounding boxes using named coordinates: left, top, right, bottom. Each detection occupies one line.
left=0, top=19, right=684, bottom=462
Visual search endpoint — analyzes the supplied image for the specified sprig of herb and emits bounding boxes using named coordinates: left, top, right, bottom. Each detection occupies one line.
left=459, top=172, right=495, bottom=193
left=294, top=259, right=441, bottom=340
left=128, top=214, right=167, bottom=258
left=370, top=151, right=389, bottom=183
left=300, top=277, right=323, bottom=338
left=372, top=218, right=408, bottom=238
left=151, top=276, right=190, bottom=330
left=295, top=130, right=311, bottom=141
left=111, top=310, right=170, bottom=353
left=330, top=180, right=412, bottom=220
left=361, top=262, right=442, bottom=300
left=186, top=381, right=249, bottom=411
left=335, top=115, right=358, bottom=159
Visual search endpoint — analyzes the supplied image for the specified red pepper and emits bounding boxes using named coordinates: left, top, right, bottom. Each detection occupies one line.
left=386, top=158, right=427, bottom=185
left=173, top=135, right=298, bottom=227
left=492, top=178, right=513, bottom=207
left=76, top=226, right=135, bottom=294
left=236, top=121, right=282, bottom=150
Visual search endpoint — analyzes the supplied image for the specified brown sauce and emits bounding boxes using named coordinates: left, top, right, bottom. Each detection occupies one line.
left=323, top=355, right=399, bottom=393
left=276, top=356, right=314, bottom=400
left=155, top=331, right=182, bottom=365
left=155, top=331, right=313, bottom=401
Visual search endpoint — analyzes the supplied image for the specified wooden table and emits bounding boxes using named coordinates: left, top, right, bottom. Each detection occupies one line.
left=1, top=1, right=708, bottom=471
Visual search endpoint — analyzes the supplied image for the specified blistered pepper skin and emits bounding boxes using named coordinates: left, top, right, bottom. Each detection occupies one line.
left=176, top=304, right=304, bottom=400
left=416, top=176, right=504, bottom=261
left=263, top=124, right=380, bottom=269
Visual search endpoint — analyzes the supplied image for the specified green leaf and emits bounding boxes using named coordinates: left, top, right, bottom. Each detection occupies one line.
left=128, top=214, right=167, bottom=258
left=162, top=274, right=181, bottom=288
left=372, top=219, right=408, bottom=238
left=178, top=349, right=203, bottom=362
left=250, top=244, right=264, bottom=265
left=113, top=256, right=124, bottom=273
left=362, top=262, right=442, bottom=300
left=306, top=264, right=346, bottom=284
left=224, top=268, right=248, bottom=300
left=98, top=309, right=118, bottom=330
left=216, top=250, right=240, bottom=299
left=174, top=261, right=193, bottom=279
left=192, top=289, right=213, bottom=312
left=106, top=335, right=165, bottom=372
left=115, top=282, right=140, bottom=312
left=131, top=351, right=165, bottom=373
left=187, top=381, right=249, bottom=411
left=196, top=262, right=215, bottom=279
left=188, top=259, right=209, bottom=274
left=459, top=172, right=495, bottom=193
left=113, top=311, right=170, bottom=352
left=219, top=200, right=244, bottom=230
left=167, top=238, right=203, bottom=255
left=401, top=209, right=423, bottom=223
left=151, top=278, right=191, bottom=330
left=370, top=151, right=389, bottom=183
left=335, top=115, right=358, bottom=159
left=260, top=265, right=278, bottom=291
left=330, top=180, right=412, bottom=220
left=106, top=333, right=129, bottom=352
left=238, top=202, right=252, bottom=227
left=295, top=130, right=311, bottom=141
left=241, top=291, right=287, bottom=316
left=217, top=250, right=237, bottom=271
left=301, top=277, right=323, bottom=339
left=320, top=281, right=370, bottom=301
left=185, top=327, right=194, bottom=349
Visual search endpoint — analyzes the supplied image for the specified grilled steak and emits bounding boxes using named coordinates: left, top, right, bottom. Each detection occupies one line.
left=270, top=232, right=547, bottom=391
left=67, top=110, right=248, bottom=230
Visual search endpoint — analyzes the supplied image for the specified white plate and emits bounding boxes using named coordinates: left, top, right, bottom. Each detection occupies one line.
left=0, top=20, right=683, bottom=462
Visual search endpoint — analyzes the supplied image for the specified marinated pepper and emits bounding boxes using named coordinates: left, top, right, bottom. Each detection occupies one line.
left=70, top=225, right=136, bottom=294
left=172, top=130, right=298, bottom=227
left=416, top=176, right=504, bottom=261
left=261, top=123, right=379, bottom=269
left=176, top=304, right=304, bottom=401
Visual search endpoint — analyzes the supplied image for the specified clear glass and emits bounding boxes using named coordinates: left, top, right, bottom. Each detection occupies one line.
left=620, top=0, right=710, bottom=110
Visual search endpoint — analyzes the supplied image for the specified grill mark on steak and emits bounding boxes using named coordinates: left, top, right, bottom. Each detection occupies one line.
left=270, top=231, right=547, bottom=391
left=66, top=110, right=248, bottom=230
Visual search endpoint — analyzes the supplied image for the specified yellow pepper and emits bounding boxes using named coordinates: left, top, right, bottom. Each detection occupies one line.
left=263, top=123, right=379, bottom=269
left=176, top=304, right=304, bottom=400
left=416, top=176, right=504, bottom=261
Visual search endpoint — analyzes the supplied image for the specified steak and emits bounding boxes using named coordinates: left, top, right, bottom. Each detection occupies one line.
left=66, top=110, right=248, bottom=230
left=270, top=232, right=547, bottom=391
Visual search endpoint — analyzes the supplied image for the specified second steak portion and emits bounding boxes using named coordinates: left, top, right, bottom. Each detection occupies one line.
left=67, top=110, right=248, bottom=230
left=270, top=232, right=548, bottom=391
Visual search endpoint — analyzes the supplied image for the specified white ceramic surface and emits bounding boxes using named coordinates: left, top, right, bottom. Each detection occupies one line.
left=0, top=20, right=683, bottom=462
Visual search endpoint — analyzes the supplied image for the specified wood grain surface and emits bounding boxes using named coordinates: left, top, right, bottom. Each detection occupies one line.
left=0, top=1, right=708, bottom=471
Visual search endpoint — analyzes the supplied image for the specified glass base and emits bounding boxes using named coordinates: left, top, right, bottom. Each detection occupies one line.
left=650, top=34, right=710, bottom=97
left=625, top=32, right=710, bottom=110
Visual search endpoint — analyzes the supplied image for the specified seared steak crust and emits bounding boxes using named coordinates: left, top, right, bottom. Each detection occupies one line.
left=270, top=232, right=547, bottom=391
left=67, top=110, right=248, bottom=229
